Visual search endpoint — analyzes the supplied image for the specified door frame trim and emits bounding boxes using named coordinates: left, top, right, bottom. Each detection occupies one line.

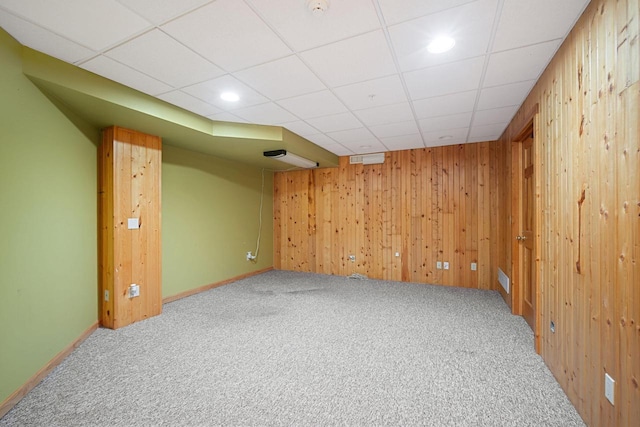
left=512, top=111, right=542, bottom=354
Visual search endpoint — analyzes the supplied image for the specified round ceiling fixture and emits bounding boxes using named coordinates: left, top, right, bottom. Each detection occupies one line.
left=307, top=0, right=329, bottom=16
left=427, top=36, right=456, bottom=54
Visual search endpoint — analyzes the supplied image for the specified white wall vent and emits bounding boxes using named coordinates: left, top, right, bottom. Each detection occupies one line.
left=498, top=268, right=510, bottom=294
left=350, top=153, right=385, bottom=165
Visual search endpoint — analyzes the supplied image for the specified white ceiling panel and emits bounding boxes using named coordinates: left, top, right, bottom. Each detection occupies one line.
left=278, top=121, right=321, bottom=137
left=326, top=127, right=376, bottom=144
left=208, top=112, right=249, bottom=123
left=422, top=127, right=469, bottom=144
left=315, top=143, right=354, bottom=156
left=380, top=134, right=425, bottom=150
left=306, top=112, right=363, bottom=133
left=183, top=75, right=269, bottom=110
left=412, top=90, right=477, bottom=119
left=106, top=29, right=224, bottom=88
left=0, top=0, right=151, bottom=51
left=232, top=102, right=298, bottom=125
left=419, top=112, right=473, bottom=133
left=301, top=30, right=397, bottom=88
left=234, top=55, right=326, bottom=100
left=469, top=122, right=509, bottom=140
left=404, top=56, right=484, bottom=100
left=473, top=105, right=519, bottom=126
left=354, top=103, right=415, bottom=127
left=158, top=90, right=222, bottom=116
left=369, top=120, right=420, bottom=138
left=81, top=55, right=173, bottom=96
left=493, top=0, right=589, bottom=51
left=277, top=91, right=347, bottom=120
left=162, top=0, right=291, bottom=72
left=118, top=0, right=211, bottom=25
left=247, top=0, right=381, bottom=52
left=389, top=0, right=498, bottom=72
left=333, top=75, right=408, bottom=111
left=341, top=140, right=390, bottom=155
left=377, top=0, right=477, bottom=26
left=484, top=40, right=562, bottom=87
left=0, top=11, right=95, bottom=63
left=477, top=80, right=535, bottom=110
left=1, top=0, right=589, bottom=155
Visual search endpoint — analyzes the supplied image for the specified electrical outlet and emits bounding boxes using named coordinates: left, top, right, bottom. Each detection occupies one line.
left=471, top=262, right=477, bottom=271
left=395, top=252, right=400, bottom=257
left=246, top=251, right=254, bottom=261
left=550, top=321, right=556, bottom=333
left=436, top=261, right=442, bottom=270
left=104, top=290, right=109, bottom=302
left=605, top=373, right=615, bottom=405
left=129, top=284, right=140, bottom=298
left=443, top=262, right=450, bottom=270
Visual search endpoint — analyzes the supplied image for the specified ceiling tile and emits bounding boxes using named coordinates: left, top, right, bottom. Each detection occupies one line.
left=0, top=11, right=95, bottom=63
left=333, top=75, right=408, bottom=111
left=404, top=56, right=484, bottom=100
left=317, top=143, right=355, bottom=156
left=0, top=0, right=151, bottom=51
left=278, top=121, right=320, bottom=137
left=388, top=0, right=498, bottom=72
left=162, top=0, right=291, bottom=72
left=157, top=90, right=222, bottom=116
left=419, top=112, right=472, bottom=133
left=326, top=127, right=376, bottom=144
left=369, top=120, right=420, bottom=138
left=473, top=105, right=519, bottom=126
left=354, top=103, right=415, bottom=127
left=469, top=122, right=508, bottom=140
left=379, top=134, right=425, bottom=151
left=81, top=55, right=172, bottom=96
left=232, top=102, right=298, bottom=125
left=118, top=0, right=211, bottom=25
left=208, top=112, right=249, bottom=123
left=377, top=0, right=476, bottom=25
left=183, top=75, right=269, bottom=110
left=277, top=90, right=347, bottom=119
left=484, top=40, right=562, bottom=87
left=305, top=134, right=339, bottom=148
left=301, top=30, right=397, bottom=88
left=234, top=55, right=326, bottom=100
left=421, top=127, right=469, bottom=144
left=106, top=29, right=224, bottom=88
left=306, top=112, right=362, bottom=133
left=341, top=140, right=389, bottom=155
left=493, top=0, right=589, bottom=51
left=246, top=0, right=380, bottom=51
left=412, top=90, right=477, bottom=119
left=477, top=80, right=535, bottom=110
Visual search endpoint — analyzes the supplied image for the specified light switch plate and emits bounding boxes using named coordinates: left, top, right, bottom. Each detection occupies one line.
left=471, top=262, right=477, bottom=271
left=605, top=373, right=615, bottom=405
left=436, top=261, right=442, bottom=270
left=127, top=218, right=140, bottom=229
left=443, top=262, right=450, bottom=270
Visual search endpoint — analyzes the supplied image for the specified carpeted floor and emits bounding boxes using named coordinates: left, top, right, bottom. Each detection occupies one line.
left=0, top=271, right=585, bottom=426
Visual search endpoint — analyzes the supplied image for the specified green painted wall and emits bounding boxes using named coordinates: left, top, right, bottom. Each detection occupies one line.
left=162, top=144, right=273, bottom=297
left=0, top=29, right=275, bottom=408
left=0, top=31, right=99, bottom=404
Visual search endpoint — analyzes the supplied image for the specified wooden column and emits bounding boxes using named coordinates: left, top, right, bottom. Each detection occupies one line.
left=99, top=126, right=162, bottom=329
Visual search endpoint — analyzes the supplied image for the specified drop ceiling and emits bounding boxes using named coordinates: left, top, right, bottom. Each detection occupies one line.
left=0, top=0, right=590, bottom=156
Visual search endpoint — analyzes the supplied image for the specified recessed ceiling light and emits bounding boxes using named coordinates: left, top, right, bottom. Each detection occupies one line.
left=220, top=92, right=240, bottom=102
left=427, top=36, right=456, bottom=54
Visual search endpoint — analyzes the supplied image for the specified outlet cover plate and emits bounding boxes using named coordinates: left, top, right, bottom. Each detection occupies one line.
left=443, top=262, right=450, bottom=270
left=436, top=261, right=442, bottom=270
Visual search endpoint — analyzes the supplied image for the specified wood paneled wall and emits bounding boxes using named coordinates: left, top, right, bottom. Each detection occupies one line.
left=99, top=126, right=162, bottom=329
left=493, top=0, right=639, bottom=425
left=274, top=143, right=495, bottom=289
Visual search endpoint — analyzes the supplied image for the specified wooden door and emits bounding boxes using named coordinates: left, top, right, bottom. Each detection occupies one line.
left=519, top=131, right=535, bottom=332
